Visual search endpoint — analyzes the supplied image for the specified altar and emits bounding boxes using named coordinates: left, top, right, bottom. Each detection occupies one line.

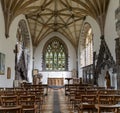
left=38, top=71, right=72, bottom=85
left=48, top=78, right=64, bottom=86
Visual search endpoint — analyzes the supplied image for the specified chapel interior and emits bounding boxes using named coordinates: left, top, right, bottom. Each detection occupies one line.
left=1, top=0, right=120, bottom=113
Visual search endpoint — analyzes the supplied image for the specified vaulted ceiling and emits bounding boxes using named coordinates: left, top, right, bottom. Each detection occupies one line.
left=1, top=0, right=110, bottom=50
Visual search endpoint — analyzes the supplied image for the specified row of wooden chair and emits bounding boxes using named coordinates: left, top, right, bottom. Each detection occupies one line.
left=68, top=89, right=119, bottom=105
left=66, top=85, right=120, bottom=113
left=0, top=95, right=38, bottom=113
left=65, top=83, right=107, bottom=95
left=0, top=84, right=45, bottom=113
left=74, top=94, right=120, bottom=113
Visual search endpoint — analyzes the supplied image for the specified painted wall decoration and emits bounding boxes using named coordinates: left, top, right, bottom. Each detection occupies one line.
left=0, top=53, right=5, bottom=75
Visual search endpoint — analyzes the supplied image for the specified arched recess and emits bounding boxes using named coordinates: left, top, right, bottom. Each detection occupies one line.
left=15, top=19, right=31, bottom=81
left=42, top=37, right=68, bottom=71
left=79, top=22, right=94, bottom=84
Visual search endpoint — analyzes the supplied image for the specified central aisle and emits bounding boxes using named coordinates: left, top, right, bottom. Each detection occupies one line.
left=53, top=90, right=60, bottom=112
left=42, top=88, right=74, bottom=113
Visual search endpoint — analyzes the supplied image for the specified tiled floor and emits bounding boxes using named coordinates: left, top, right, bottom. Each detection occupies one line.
left=41, top=88, right=74, bottom=113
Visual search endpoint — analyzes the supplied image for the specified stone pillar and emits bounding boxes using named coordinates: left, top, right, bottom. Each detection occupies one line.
left=115, top=5, right=120, bottom=89
left=115, top=38, right=120, bottom=89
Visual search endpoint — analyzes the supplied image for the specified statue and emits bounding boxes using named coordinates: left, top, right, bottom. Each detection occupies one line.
left=72, top=69, right=77, bottom=78
left=105, top=71, right=111, bottom=88
left=79, top=77, right=83, bottom=84
left=33, top=73, right=42, bottom=85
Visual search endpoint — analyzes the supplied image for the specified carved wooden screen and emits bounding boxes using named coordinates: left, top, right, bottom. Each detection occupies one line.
left=43, top=37, right=68, bottom=71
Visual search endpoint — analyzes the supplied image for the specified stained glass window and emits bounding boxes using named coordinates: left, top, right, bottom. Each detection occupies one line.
left=43, top=37, right=68, bottom=71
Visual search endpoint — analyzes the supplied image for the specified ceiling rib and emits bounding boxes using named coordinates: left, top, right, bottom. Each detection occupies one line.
left=1, top=0, right=110, bottom=50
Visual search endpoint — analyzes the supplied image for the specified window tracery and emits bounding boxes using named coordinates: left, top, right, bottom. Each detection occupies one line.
left=43, top=37, right=68, bottom=71
left=80, top=23, right=93, bottom=84
left=80, top=23, right=93, bottom=67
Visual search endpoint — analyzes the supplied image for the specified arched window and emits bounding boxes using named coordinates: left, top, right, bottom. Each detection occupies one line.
left=43, top=37, right=68, bottom=71
left=80, top=23, right=93, bottom=67
left=80, top=23, right=93, bottom=84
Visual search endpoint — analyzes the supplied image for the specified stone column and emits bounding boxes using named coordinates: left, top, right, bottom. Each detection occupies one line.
left=115, top=5, right=120, bottom=89
left=115, top=38, right=120, bottom=89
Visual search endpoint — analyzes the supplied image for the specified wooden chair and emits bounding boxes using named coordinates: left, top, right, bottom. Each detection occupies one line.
left=97, top=95, right=115, bottom=113
left=5, top=88, right=14, bottom=91
left=14, top=88, right=24, bottom=91
left=0, top=95, right=21, bottom=113
left=81, top=95, right=96, bottom=104
left=98, top=89, right=117, bottom=95
left=1, top=95, right=18, bottom=107
left=113, top=95, right=120, bottom=112
left=29, top=90, right=44, bottom=112
left=74, top=91, right=86, bottom=103
left=19, top=95, right=38, bottom=113
left=3, top=90, right=15, bottom=96
left=114, top=95, right=120, bottom=104
left=72, top=91, right=86, bottom=111
left=86, top=90, right=98, bottom=95
left=75, top=95, right=96, bottom=113
left=16, top=90, right=27, bottom=96
left=80, top=94, right=96, bottom=113
left=98, top=95, right=114, bottom=105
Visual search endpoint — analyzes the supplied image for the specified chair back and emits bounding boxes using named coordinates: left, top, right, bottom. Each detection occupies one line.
left=1, top=95, right=18, bottom=107
left=98, top=95, right=114, bottom=105
left=81, top=95, right=96, bottom=104
left=19, top=95, right=35, bottom=108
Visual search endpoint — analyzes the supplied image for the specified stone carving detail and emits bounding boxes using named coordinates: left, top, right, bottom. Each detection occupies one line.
left=94, top=35, right=115, bottom=85
left=116, top=7, right=120, bottom=34
left=15, top=51, right=28, bottom=81
left=15, top=20, right=30, bottom=81
left=115, top=5, right=120, bottom=65
left=115, top=38, right=120, bottom=65
left=96, top=35, right=115, bottom=73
